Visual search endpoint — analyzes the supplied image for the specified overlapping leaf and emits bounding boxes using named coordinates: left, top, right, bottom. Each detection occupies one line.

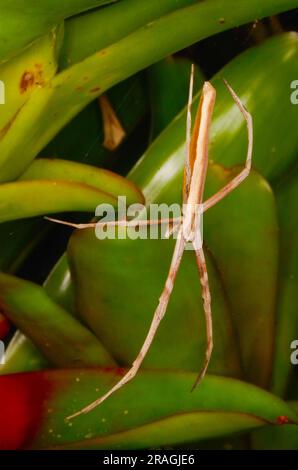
left=0, top=369, right=297, bottom=450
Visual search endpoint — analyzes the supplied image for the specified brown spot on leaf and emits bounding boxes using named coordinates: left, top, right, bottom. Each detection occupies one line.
left=19, top=64, right=45, bottom=94
left=20, top=72, right=35, bottom=93
left=90, top=86, right=101, bottom=93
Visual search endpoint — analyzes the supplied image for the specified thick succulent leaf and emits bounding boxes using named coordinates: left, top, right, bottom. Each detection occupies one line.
left=148, top=58, right=204, bottom=139
left=0, top=180, right=117, bottom=223
left=20, top=158, right=144, bottom=206
left=271, top=171, right=298, bottom=396
left=0, top=369, right=296, bottom=449
left=0, top=160, right=144, bottom=222
left=0, top=4, right=295, bottom=182
left=0, top=0, right=116, bottom=63
left=0, top=273, right=116, bottom=370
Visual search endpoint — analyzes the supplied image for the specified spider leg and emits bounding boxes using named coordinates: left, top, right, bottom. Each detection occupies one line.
left=183, top=63, right=195, bottom=203
left=203, top=80, right=253, bottom=212
left=191, top=242, right=213, bottom=391
left=45, top=216, right=180, bottom=229
left=66, top=231, right=186, bottom=420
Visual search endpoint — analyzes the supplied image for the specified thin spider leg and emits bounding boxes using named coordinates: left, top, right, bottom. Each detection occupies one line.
left=45, top=216, right=182, bottom=230
left=191, top=243, right=213, bottom=391
left=203, top=80, right=253, bottom=212
left=66, top=232, right=186, bottom=420
left=183, top=63, right=195, bottom=203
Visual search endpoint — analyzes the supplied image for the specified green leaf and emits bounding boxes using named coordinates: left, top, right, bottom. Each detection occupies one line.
left=0, top=180, right=117, bottom=223
left=0, top=159, right=144, bottom=222
left=60, top=0, right=199, bottom=68
left=0, top=0, right=116, bottom=63
left=0, top=369, right=296, bottom=449
left=0, top=272, right=116, bottom=370
left=20, top=158, right=144, bottom=205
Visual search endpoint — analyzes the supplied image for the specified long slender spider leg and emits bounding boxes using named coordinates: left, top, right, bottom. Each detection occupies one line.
left=191, top=242, right=213, bottom=391
left=183, top=64, right=195, bottom=203
left=45, top=216, right=182, bottom=230
left=66, top=232, right=186, bottom=420
left=203, top=80, right=253, bottom=213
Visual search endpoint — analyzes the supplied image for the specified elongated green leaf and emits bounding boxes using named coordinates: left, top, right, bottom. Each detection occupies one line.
left=0, top=180, right=116, bottom=223
left=0, top=0, right=116, bottom=63
left=0, top=5, right=296, bottom=182
left=60, top=0, right=199, bottom=68
left=0, top=160, right=144, bottom=222
left=0, top=370, right=296, bottom=449
left=0, top=273, right=116, bottom=369
left=20, top=158, right=144, bottom=205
